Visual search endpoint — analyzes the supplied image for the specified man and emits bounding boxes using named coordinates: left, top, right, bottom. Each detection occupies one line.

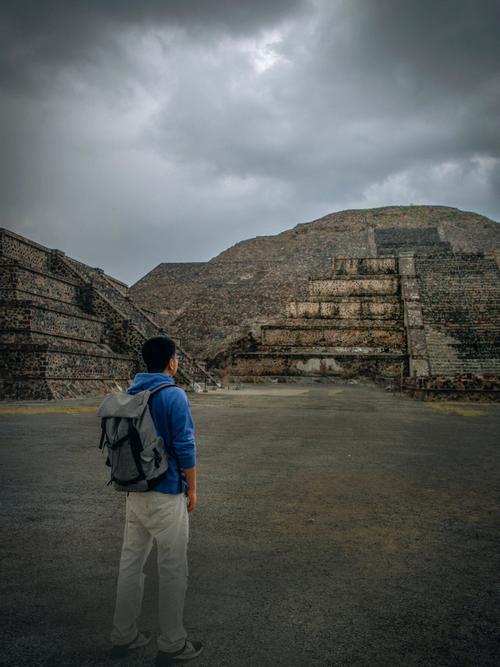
left=110, top=335, right=203, bottom=665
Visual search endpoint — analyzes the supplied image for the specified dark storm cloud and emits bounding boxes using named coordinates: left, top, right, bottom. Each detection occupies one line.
left=0, top=0, right=306, bottom=90
left=349, top=0, right=500, bottom=93
left=1, top=0, right=499, bottom=284
left=150, top=0, right=500, bottom=207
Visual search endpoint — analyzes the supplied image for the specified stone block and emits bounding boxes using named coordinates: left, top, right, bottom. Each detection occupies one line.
left=408, top=328, right=428, bottom=357
left=309, top=277, right=398, bottom=297
left=232, top=351, right=406, bottom=379
left=332, top=257, right=397, bottom=275
left=405, top=303, right=423, bottom=327
left=409, top=358, right=430, bottom=377
left=398, top=253, right=416, bottom=276
left=401, top=277, right=420, bottom=301
left=261, top=324, right=404, bottom=349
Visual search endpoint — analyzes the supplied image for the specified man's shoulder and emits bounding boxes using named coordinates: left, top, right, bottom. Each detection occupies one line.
left=155, top=384, right=188, bottom=406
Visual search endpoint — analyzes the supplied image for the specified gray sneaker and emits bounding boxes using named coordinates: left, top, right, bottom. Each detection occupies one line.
left=155, top=639, right=204, bottom=665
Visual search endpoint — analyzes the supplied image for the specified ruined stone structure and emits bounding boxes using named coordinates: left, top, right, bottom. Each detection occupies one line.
left=222, top=252, right=500, bottom=398
left=228, top=256, right=407, bottom=381
left=2, top=206, right=499, bottom=400
left=131, top=206, right=500, bottom=399
left=0, top=229, right=217, bottom=400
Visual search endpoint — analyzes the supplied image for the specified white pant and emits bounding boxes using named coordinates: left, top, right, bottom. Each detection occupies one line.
left=110, top=491, right=189, bottom=652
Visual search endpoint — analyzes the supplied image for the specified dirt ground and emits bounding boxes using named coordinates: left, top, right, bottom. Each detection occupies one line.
left=1, top=383, right=499, bottom=667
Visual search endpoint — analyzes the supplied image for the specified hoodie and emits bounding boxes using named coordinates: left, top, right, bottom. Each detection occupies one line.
left=127, top=372, right=196, bottom=494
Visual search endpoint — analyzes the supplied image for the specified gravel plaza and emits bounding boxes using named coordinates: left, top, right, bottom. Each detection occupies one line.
left=1, top=383, right=499, bottom=666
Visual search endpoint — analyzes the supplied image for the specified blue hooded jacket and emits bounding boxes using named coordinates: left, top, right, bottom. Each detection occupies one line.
left=127, top=372, right=196, bottom=494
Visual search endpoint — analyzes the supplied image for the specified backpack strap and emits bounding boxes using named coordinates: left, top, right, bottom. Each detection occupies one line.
left=147, top=383, right=176, bottom=399
left=147, top=382, right=184, bottom=493
left=98, top=417, right=107, bottom=450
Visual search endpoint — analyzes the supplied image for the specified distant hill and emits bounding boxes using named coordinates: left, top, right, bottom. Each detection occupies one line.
left=130, top=205, right=500, bottom=358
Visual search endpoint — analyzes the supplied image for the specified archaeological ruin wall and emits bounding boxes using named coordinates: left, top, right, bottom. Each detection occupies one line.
left=0, top=229, right=217, bottom=400
left=225, top=256, right=408, bottom=382
left=3, top=206, right=499, bottom=400
left=131, top=206, right=500, bottom=364
left=215, top=249, right=499, bottom=399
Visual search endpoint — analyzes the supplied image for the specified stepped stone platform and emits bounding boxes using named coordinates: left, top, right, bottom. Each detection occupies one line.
left=3, top=206, right=499, bottom=400
left=225, top=257, right=409, bottom=381
left=131, top=206, right=500, bottom=362
left=213, top=250, right=500, bottom=399
left=0, top=229, right=218, bottom=400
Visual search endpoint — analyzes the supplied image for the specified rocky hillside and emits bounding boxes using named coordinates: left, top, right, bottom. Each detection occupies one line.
left=130, top=206, right=500, bottom=358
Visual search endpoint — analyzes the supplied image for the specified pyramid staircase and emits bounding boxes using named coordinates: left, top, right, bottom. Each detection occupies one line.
left=228, top=257, right=408, bottom=381
left=0, top=229, right=218, bottom=400
left=59, top=252, right=219, bottom=389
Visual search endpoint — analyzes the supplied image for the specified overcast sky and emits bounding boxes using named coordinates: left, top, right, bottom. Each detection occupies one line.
left=2, top=0, right=499, bottom=284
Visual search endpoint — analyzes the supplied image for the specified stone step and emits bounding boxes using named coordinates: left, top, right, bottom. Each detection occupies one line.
left=331, top=256, right=398, bottom=275
left=308, top=276, right=399, bottom=297
left=0, top=233, right=52, bottom=272
left=0, top=263, right=83, bottom=307
left=261, top=323, right=405, bottom=348
left=264, top=318, right=403, bottom=330
left=0, top=377, right=131, bottom=401
left=378, top=243, right=451, bottom=255
left=58, top=256, right=160, bottom=340
left=0, top=300, right=106, bottom=344
left=236, top=349, right=408, bottom=358
left=231, top=350, right=407, bottom=378
left=287, top=298, right=402, bottom=319
left=0, top=289, right=92, bottom=317
left=0, top=343, right=135, bottom=380
left=0, top=334, right=113, bottom=355
left=0, top=331, right=112, bottom=352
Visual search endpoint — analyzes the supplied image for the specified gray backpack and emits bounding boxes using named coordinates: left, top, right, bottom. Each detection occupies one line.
left=97, top=383, right=174, bottom=492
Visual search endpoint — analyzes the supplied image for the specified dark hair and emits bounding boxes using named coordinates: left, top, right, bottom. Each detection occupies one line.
left=141, top=336, right=176, bottom=372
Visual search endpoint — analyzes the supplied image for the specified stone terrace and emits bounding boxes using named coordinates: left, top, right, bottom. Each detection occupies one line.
left=130, top=206, right=500, bottom=361
left=227, top=257, right=408, bottom=382
left=0, top=229, right=218, bottom=400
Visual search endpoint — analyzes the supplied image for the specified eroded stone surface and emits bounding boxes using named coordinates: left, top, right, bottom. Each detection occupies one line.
left=2, top=204, right=500, bottom=399
left=130, top=206, right=500, bottom=360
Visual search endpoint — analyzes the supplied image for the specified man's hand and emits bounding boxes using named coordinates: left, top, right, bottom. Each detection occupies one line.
left=186, top=489, right=197, bottom=513
left=183, top=466, right=197, bottom=513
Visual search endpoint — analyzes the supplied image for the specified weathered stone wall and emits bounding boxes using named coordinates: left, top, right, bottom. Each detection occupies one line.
left=287, top=297, right=401, bottom=320
left=0, top=228, right=138, bottom=400
left=222, top=253, right=408, bottom=381
left=309, top=277, right=399, bottom=297
left=0, top=228, right=217, bottom=399
left=404, top=375, right=500, bottom=401
left=415, top=254, right=500, bottom=375
left=0, top=233, right=50, bottom=271
left=3, top=206, right=499, bottom=397
left=231, top=353, right=404, bottom=380
left=130, top=262, right=207, bottom=322
left=216, top=242, right=499, bottom=395
left=261, top=322, right=404, bottom=349
left=375, top=227, right=451, bottom=255
left=0, top=300, right=105, bottom=344
left=1, top=262, right=83, bottom=305
left=131, top=206, right=500, bottom=359
left=0, top=230, right=122, bottom=287
left=332, top=257, right=398, bottom=275
left=1, top=345, right=132, bottom=378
